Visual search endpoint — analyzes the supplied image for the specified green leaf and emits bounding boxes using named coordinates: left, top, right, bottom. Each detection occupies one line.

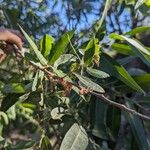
left=93, top=0, right=112, bottom=35
left=32, top=71, right=39, bottom=91
left=48, top=30, right=74, bottom=64
left=84, top=38, right=100, bottom=66
left=100, top=53, right=144, bottom=93
left=111, top=43, right=135, bottom=56
left=2, top=83, right=26, bottom=94
left=54, top=54, right=76, bottom=68
left=40, top=136, right=52, bottom=150
left=134, top=73, right=150, bottom=89
left=60, top=123, right=89, bottom=150
left=125, top=26, right=150, bottom=36
left=39, top=34, right=54, bottom=58
left=8, top=140, right=35, bottom=149
left=19, top=25, right=48, bottom=65
left=74, top=73, right=105, bottom=93
left=125, top=101, right=149, bottom=150
left=110, top=34, right=150, bottom=66
left=135, top=0, right=147, bottom=9
left=120, top=35, right=150, bottom=65
left=86, top=67, right=110, bottom=78
left=90, top=98, right=113, bottom=140
left=0, top=94, right=22, bottom=111
left=0, top=112, right=9, bottom=125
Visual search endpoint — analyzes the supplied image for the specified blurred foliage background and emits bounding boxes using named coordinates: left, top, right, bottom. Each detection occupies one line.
left=0, top=0, right=150, bottom=149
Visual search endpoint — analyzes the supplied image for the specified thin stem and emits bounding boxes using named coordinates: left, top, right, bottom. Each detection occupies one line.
left=91, top=91, right=150, bottom=121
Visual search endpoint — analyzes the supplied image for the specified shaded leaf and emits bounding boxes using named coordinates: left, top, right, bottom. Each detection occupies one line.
left=100, top=53, right=144, bottom=93
left=40, top=136, right=52, bottom=150
left=8, top=140, right=35, bottom=149
left=90, top=98, right=113, bottom=140
left=125, top=101, right=149, bottom=150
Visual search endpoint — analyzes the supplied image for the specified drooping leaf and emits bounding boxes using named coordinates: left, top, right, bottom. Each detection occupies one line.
left=110, top=34, right=150, bottom=66
left=93, top=0, right=112, bottom=35
left=60, top=123, right=89, bottom=150
left=100, top=53, right=144, bottom=93
left=19, top=25, right=48, bottom=65
left=74, top=73, right=105, bottom=93
left=40, top=136, right=52, bottom=150
left=125, top=101, right=149, bottom=150
left=86, top=67, right=110, bottom=78
left=39, top=34, right=54, bottom=58
left=90, top=97, right=113, bottom=140
left=48, top=31, right=74, bottom=64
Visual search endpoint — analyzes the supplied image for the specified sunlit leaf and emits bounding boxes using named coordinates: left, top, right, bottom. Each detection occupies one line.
left=60, top=123, right=89, bottom=150
left=74, top=73, right=105, bottom=93
left=54, top=54, right=76, bottom=68
left=48, top=31, right=74, bottom=64
left=19, top=25, right=48, bottom=65
left=86, top=67, right=110, bottom=78
left=39, top=34, right=54, bottom=58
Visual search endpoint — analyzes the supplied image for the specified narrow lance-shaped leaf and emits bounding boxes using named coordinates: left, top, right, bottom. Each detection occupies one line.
left=86, top=67, right=110, bottom=78
left=39, top=34, right=54, bottom=58
left=110, top=33, right=150, bottom=67
left=94, top=0, right=111, bottom=34
left=125, top=101, right=149, bottom=150
left=125, top=26, right=150, bottom=36
left=48, top=30, right=74, bottom=64
left=100, top=53, right=144, bottom=93
left=19, top=25, right=48, bottom=65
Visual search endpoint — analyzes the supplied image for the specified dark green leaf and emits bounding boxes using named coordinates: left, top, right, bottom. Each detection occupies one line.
left=48, top=31, right=74, bottom=64
left=125, top=101, right=149, bottom=150
left=40, top=136, right=52, bottom=150
left=8, top=140, right=35, bottom=149
left=90, top=98, right=113, bottom=140
left=100, top=53, right=144, bottom=93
